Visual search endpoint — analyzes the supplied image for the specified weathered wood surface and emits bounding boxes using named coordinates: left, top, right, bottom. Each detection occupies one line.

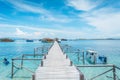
left=35, top=41, right=80, bottom=80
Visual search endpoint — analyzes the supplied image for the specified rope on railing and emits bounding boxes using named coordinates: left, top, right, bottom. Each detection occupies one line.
left=14, top=62, right=34, bottom=73
left=60, top=44, right=86, bottom=65
left=11, top=54, right=44, bottom=78
left=90, top=68, right=113, bottom=80
left=77, top=64, right=120, bottom=80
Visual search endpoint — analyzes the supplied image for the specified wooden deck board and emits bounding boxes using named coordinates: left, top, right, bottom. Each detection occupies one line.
left=35, top=41, right=80, bottom=80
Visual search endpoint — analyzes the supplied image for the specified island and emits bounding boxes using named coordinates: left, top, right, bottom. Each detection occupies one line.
left=0, top=38, right=14, bottom=42
left=41, top=38, right=54, bottom=43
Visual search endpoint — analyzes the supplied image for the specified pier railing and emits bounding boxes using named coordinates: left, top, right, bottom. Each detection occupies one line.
left=77, top=64, right=120, bottom=80
left=60, top=44, right=86, bottom=64
left=34, top=46, right=48, bottom=56
left=60, top=44, right=120, bottom=80
left=33, top=43, right=54, bottom=56
left=11, top=43, right=53, bottom=79
left=11, top=54, right=46, bottom=78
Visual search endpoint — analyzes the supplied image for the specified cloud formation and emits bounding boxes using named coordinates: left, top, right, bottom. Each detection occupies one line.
left=7, top=0, right=48, bottom=14
left=16, top=28, right=26, bottom=36
left=67, top=0, right=120, bottom=38
left=67, top=0, right=101, bottom=11
left=0, top=0, right=120, bottom=38
left=0, top=23, right=85, bottom=38
left=6, top=0, right=71, bottom=23
left=15, top=28, right=44, bottom=38
left=79, top=7, right=120, bottom=38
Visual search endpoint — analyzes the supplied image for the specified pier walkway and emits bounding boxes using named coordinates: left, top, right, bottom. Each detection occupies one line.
left=34, top=41, right=81, bottom=80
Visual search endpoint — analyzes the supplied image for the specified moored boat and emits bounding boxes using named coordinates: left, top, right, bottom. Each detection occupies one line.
left=26, top=39, right=34, bottom=42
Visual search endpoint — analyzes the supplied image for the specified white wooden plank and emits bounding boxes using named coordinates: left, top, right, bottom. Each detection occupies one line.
left=35, top=41, right=80, bottom=80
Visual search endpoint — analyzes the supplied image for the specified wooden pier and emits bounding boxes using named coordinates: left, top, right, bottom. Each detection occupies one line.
left=33, top=41, right=83, bottom=80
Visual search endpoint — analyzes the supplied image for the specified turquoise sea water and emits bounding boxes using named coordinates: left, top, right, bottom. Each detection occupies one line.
left=61, top=40, right=120, bottom=80
left=0, top=41, right=51, bottom=80
left=0, top=40, right=120, bottom=80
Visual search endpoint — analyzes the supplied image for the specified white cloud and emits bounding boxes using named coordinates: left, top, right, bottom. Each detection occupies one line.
left=79, top=7, right=120, bottom=38
left=86, top=13, right=120, bottom=32
left=0, top=23, right=87, bottom=38
left=83, top=10, right=120, bottom=32
left=6, top=0, right=71, bottom=23
left=67, top=0, right=101, bottom=11
left=7, top=0, right=49, bottom=15
left=67, top=0, right=120, bottom=38
left=15, top=28, right=42, bottom=38
left=40, top=15, right=71, bottom=23
left=34, top=32, right=41, bottom=36
left=16, top=28, right=26, bottom=36
left=50, top=32, right=55, bottom=35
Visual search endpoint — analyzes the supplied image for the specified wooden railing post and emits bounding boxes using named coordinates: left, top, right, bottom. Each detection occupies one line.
left=11, top=59, right=14, bottom=78
left=44, top=55, right=46, bottom=59
left=41, top=60, right=43, bottom=67
left=32, top=74, right=35, bottom=80
left=34, top=48, right=36, bottom=57
left=70, top=61, right=73, bottom=66
left=80, top=73, right=84, bottom=80
left=77, top=49, right=80, bottom=62
left=83, top=51, right=85, bottom=64
left=113, top=65, right=116, bottom=80
left=21, top=55, right=24, bottom=69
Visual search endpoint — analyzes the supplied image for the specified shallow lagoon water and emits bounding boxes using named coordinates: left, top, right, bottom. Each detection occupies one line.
left=61, top=40, right=120, bottom=65
left=0, top=40, right=120, bottom=80
left=61, top=40, right=120, bottom=80
left=0, top=41, right=51, bottom=80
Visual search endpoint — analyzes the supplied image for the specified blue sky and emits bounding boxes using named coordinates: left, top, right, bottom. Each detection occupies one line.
left=0, top=0, right=120, bottom=39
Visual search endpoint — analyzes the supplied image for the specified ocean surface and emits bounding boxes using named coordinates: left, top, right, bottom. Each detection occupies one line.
left=61, top=40, right=120, bottom=80
left=0, top=40, right=120, bottom=80
left=0, top=41, right=51, bottom=80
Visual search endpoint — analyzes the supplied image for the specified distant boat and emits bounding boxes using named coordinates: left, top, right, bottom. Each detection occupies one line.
left=3, top=58, right=10, bottom=65
left=26, top=40, right=34, bottom=42
left=61, top=39, right=67, bottom=41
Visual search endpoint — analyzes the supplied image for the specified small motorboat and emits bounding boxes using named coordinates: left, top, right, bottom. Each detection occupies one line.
left=26, top=39, right=34, bottom=42
left=86, top=50, right=97, bottom=64
left=3, top=58, right=10, bottom=65
left=98, top=55, right=107, bottom=64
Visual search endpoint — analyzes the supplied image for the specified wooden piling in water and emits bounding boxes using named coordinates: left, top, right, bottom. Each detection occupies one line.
left=11, top=59, right=14, bottom=78
left=21, top=55, right=24, bottom=69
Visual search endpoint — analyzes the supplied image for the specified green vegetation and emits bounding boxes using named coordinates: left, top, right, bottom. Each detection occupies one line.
left=41, top=38, right=54, bottom=43
left=0, top=38, right=14, bottom=42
